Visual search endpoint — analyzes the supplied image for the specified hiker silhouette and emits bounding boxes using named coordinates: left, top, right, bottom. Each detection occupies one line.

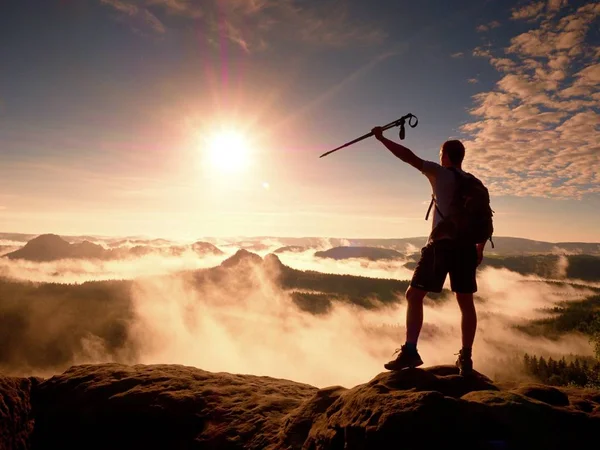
left=371, top=126, right=493, bottom=375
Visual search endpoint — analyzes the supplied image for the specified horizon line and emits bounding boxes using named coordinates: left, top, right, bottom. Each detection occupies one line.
left=1, top=231, right=599, bottom=245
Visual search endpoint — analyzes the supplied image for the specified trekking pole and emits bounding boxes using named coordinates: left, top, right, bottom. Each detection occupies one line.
left=319, top=113, right=418, bottom=158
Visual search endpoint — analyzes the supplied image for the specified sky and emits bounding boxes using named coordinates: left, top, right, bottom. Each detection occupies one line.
left=0, top=0, right=598, bottom=242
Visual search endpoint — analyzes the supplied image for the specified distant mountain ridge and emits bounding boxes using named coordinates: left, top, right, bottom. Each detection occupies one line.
left=2, top=234, right=223, bottom=262
left=1, top=232, right=599, bottom=256
left=315, top=246, right=404, bottom=260
left=265, top=236, right=600, bottom=256
left=273, top=245, right=309, bottom=254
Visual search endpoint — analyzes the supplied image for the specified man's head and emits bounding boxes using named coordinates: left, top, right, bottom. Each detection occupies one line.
left=440, top=140, right=465, bottom=168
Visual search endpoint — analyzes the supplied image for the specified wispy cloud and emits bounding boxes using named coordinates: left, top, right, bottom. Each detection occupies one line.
left=100, top=0, right=166, bottom=35
left=451, top=52, right=464, bottom=58
left=468, top=78, right=479, bottom=84
left=147, top=0, right=203, bottom=18
left=462, top=2, right=600, bottom=199
left=101, top=0, right=136, bottom=15
left=476, top=20, right=501, bottom=32
left=472, top=45, right=492, bottom=58
left=212, top=0, right=387, bottom=50
left=100, top=0, right=386, bottom=51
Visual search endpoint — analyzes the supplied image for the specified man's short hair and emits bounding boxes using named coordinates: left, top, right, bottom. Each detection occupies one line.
left=442, top=140, right=465, bottom=165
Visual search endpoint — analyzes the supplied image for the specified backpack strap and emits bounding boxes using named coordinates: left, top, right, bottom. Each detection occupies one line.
left=447, top=166, right=466, bottom=213
left=448, top=166, right=464, bottom=184
left=425, top=196, right=434, bottom=220
left=425, top=195, right=445, bottom=220
left=426, top=167, right=462, bottom=221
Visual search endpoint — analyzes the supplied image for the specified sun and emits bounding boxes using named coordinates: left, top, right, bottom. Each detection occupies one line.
left=204, top=129, right=250, bottom=174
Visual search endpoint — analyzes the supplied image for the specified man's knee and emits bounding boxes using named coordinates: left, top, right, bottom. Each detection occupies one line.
left=406, top=286, right=427, bottom=304
left=456, top=293, right=475, bottom=310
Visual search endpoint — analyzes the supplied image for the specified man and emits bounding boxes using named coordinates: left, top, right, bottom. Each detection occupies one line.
left=371, top=126, right=486, bottom=375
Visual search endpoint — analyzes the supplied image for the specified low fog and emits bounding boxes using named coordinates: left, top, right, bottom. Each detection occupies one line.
left=0, top=240, right=597, bottom=389
left=0, top=249, right=235, bottom=284
left=126, top=262, right=595, bottom=388
left=278, top=249, right=416, bottom=280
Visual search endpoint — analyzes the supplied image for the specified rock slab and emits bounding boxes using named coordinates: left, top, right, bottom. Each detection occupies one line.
left=1, top=364, right=599, bottom=449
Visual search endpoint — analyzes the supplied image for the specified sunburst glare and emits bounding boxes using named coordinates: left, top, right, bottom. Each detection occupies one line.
left=203, top=129, right=251, bottom=174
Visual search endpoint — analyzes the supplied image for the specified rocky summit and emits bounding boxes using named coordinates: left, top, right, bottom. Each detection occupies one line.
left=1, top=363, right=599, bottom=450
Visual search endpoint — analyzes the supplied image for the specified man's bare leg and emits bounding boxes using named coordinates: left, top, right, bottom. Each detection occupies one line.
left=384, top=286, right=428, bottom=370
left=405, top=286, right=428, bottom=344
left=456, top=293, right=477, bottom=349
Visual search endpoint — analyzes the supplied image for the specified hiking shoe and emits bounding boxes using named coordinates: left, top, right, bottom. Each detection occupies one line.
left=455, top=350, right=473, bottom=376
left=384, top=345, right=424, bottom=371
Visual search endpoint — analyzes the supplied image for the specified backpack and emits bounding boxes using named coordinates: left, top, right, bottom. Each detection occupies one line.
left=425, top=167, right=495, bottom=247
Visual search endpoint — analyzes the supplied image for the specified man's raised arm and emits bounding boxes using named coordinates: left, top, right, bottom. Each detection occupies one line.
left=372, top=126, right=424, bottom=172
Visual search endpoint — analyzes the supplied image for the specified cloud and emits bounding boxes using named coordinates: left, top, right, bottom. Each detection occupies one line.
left=511, top=0, right=570, bottom=21
left=209, top=0, right=387, bottom=51
left=511, top=1, right=546, bottom=20
left=461, top=2, right=600, bottom=199
left=451, top=52, right=464, bottom=58
left=476, top=20, right=501, bottom=32
left=147, top=0, right=203, bottom=18
left=473, top=46, right=492, bottom=58
left=547, top=0, right=569, bottom=12
left=141, top=8, right=166, bottom=33
left=100, top=0, right=386, bottom=51
left=468, top=78, right=479, bottom=84
left=574, top=63, right=600, bottom=86
left=100, top=0, right=166, bottom=35
left=511, top=0, right=573, bottom=22
left=101, top=0, right=137, bottom=15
